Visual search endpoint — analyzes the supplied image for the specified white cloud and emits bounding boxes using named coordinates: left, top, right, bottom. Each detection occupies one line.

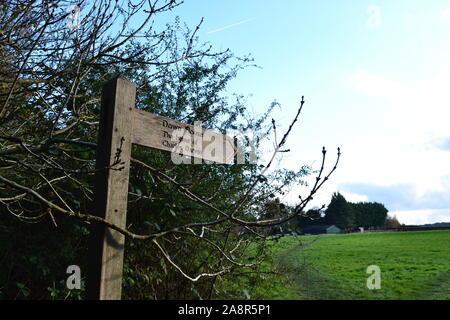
left=284, top=58, right=450, bottom=220
left=367, top=6, right=382, bottom=30
left=391, top=209, right=450, bottom=225
left=441, top=9, right=450, bottom=21
left=345, top=70, right=409, bottom=100
left=342, top=175, right=450, bottom=209
left=342, top=68, right=450, bottom=191
left=340, top=191, right=368, bottom=203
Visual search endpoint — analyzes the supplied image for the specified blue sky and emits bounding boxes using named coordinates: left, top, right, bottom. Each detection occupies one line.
left=160, top=1, right=450, bottom=225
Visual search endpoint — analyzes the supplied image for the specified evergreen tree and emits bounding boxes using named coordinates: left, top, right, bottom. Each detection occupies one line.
left=352, top=202, right=388, bottom=228
left=324, top=192, right=355, bottom=229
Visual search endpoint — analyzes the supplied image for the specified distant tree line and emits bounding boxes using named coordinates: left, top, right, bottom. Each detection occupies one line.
left=267, top=192, right=397, bottom=234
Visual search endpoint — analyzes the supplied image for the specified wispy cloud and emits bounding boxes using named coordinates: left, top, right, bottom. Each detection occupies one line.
left=207, top=18, right=255, bottom=35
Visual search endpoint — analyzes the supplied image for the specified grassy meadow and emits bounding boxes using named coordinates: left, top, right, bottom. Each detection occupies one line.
left=232, top=230, right=450, bottom=300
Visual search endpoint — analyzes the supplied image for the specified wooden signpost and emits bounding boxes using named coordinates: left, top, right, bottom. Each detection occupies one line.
left=132, top=108, right=236, bottom=164
left=87, top=76, right=236, bottom=300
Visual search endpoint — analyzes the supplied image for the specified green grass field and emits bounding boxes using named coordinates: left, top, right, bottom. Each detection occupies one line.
left=243, top=230, right=450, bottom=300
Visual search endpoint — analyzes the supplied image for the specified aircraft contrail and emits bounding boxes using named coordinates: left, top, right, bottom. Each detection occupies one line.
left=207, top=18, right=255, bottom=34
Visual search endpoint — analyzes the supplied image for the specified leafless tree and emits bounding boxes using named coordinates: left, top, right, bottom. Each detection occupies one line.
left=0, top=0, right=340, bottom=298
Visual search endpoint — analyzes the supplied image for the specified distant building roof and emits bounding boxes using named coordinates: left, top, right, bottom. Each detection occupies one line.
left=299, top=225, right=340, bottom=233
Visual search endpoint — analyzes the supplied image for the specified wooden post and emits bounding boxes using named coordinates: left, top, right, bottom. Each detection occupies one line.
left=86, top=75, right=235, bottom=299
left=87, top=76, right=136, bottom=300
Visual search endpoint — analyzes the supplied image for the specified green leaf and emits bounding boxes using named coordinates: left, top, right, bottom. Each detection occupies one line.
left=22, top=288, right=30, bottom=297
left=80, top=151, right=90, bottom=160
left=242, top=288, right=250, bottom=299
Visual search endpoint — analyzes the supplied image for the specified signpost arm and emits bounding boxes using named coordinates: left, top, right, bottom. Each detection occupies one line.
left=87, top=76, right=136, bottom=300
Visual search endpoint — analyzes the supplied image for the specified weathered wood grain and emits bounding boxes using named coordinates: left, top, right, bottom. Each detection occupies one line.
left=132, top=109, right=236, bottom=164
left=87, top=76, right=135, bottom=300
